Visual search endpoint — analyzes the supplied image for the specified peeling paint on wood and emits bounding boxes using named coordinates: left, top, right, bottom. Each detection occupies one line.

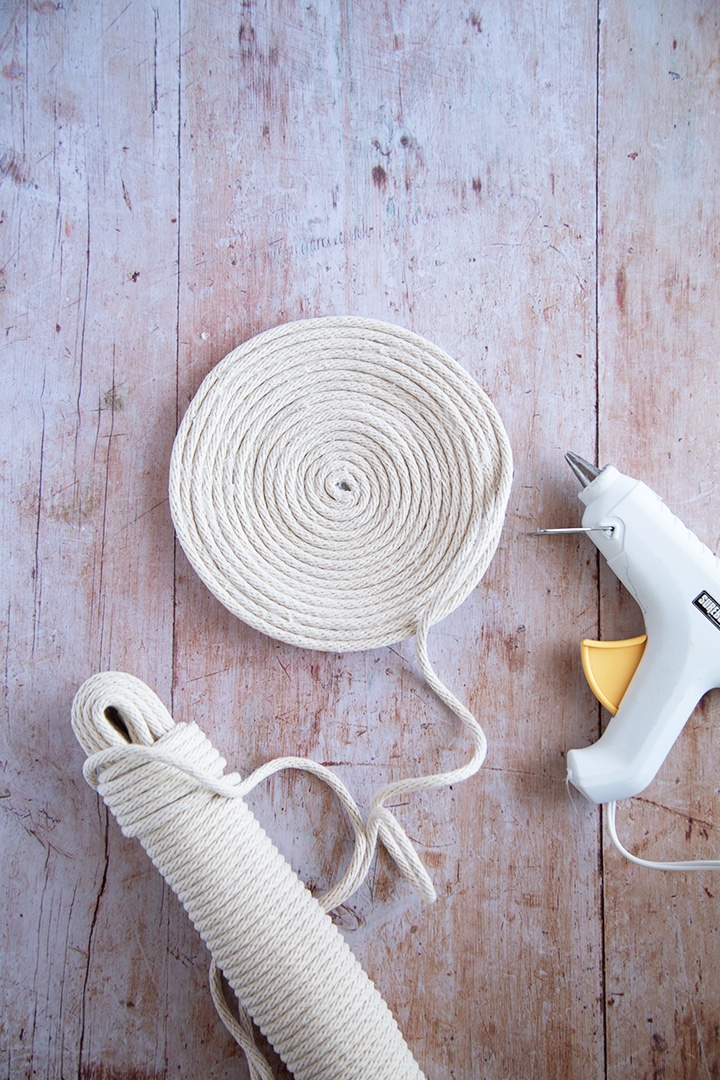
left=2, top=0, right=720, bottom=1078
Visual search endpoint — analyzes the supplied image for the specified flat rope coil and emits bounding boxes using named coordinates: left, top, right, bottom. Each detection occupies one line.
left=169, top=317, right=511, bottom=652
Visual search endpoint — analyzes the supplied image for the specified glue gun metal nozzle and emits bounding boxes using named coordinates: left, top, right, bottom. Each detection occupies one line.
left=530, top=525, right=614, bottom=536
left=565, top=451, right=603, bottom=488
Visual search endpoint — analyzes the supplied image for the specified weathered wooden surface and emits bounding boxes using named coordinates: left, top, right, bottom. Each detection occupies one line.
left=2, top=1, right=719, bottom=1078
left=598, top=4, right=720, bottom=1077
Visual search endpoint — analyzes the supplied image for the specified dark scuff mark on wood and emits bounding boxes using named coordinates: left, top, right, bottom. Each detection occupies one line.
left=0, top=147, right=31, bottom=186
left=81, top=1064, right=165, bottom=1080
left=372, top=164, right=387, bottom=189
left=615, top=265, right=626, bottom=313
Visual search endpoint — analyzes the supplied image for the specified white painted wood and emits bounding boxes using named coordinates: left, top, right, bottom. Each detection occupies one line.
left=598, top=3, right=720, bottom=1076
left=2, top=1, right=719, bottom=1077
left=1, top=2, right=181, bottom=1077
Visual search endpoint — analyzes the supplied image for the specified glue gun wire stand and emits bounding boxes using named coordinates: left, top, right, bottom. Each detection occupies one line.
left=542, top=452, right=720, bottom=871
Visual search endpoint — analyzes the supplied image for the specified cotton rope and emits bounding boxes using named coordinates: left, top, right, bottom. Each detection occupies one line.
left=71, top=671, right=425, bottom=1080
left=168, top=316, right=512, bottom=907
left=73, top=317, right=512, bottom=1079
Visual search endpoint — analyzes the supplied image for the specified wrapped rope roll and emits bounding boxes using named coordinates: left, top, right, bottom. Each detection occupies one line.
left=72, top=671, right=425, bottom=1080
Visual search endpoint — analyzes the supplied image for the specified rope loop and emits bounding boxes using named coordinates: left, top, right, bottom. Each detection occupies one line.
left=367, top=805, right=438, bottom=903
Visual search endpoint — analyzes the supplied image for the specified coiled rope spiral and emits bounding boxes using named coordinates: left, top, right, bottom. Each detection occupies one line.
left=74, top=317, right=512, bottom=1078
left=170, top=317, right=511, bottom=653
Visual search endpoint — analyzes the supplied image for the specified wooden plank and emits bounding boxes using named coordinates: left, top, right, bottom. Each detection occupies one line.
left=15, top=1, right=720, bottom=1078
left=174, top=2, right=602, bottom=1078
left=0, top=2, right=181, bottom=1077
left=597, top=2, right=720, bottom=1077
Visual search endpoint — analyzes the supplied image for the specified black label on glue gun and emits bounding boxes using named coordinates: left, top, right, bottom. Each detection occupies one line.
left=693, top=590, right=720, bottom=631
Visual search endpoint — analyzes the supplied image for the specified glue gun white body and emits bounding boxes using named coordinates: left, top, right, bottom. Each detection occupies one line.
left=565, top=454, right=720, bottom=805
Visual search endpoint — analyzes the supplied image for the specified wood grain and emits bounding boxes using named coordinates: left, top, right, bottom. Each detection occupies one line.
left=1, top=2, right=181, bottom=1077
left=2, top=1, right=719, bottom=1078
left=598, top=3, right=720, bottom=1077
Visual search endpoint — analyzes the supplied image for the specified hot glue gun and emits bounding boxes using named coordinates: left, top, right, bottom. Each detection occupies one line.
left=548, top=452, right=720, bottom=807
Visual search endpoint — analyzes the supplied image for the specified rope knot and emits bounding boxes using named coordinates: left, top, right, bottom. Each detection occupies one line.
left=368, top=804, right=437, bottom=904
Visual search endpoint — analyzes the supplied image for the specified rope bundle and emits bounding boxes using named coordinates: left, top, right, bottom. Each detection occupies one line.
left=72, top=672, right=425, bottom=1080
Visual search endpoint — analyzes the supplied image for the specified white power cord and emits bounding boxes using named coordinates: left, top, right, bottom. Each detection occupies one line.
left=606, top=800, right=720, bottom=871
